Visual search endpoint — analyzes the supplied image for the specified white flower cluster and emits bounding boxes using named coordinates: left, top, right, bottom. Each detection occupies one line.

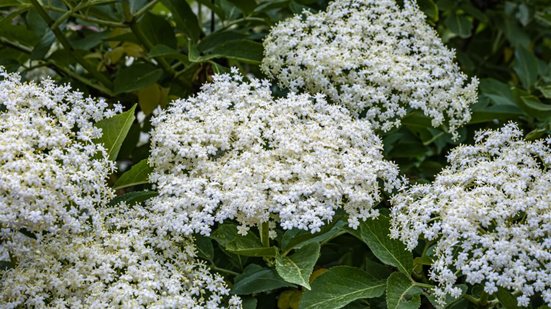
left=390, top=123, right=551, bottom=306
left=1, top=203, right=242, bottom=308
left=0, top=69, right=119, bottom=236
left=149, top=70, right=402, bottom=236
left=261, top=0, right=478, bottom=135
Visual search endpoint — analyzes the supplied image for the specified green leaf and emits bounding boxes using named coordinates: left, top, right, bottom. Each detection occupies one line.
left=281, top=220, right=345, bottom=252
left=108, top=190, right=158, bottom=207
left=502, top=16, right=530, bottom=48
left=114, top=63, right=163, bottom=94
left=137, top=82, right=169, bottom=115
left=299, top=266, right=386, bottom=309
left=148, top=44, right=176, bottom=57
left=242, top=297, right=258, bottom=309
left=445, top=12, right=472, bottom=38
left=190, top=39, right=263, bottom=64
left=497, top=287, right=520, bottom=309
left=30, top=29, right=55, bottom=60
left=386, top=272, right=422, bottom=309
left=520, top=95, right=551, bottom=112
left=513, top=47, right=539, bottom=89
left=233, top=264, right=294, bottom=295
left=479, top=78, right=517, bottom=106
left=401, top=111, right=433, bottom=128
left=162, top=0, right=201, bottom=42
left=0, top=0, right=25, bottom=8
left=95, top=105, right=136, bottom=161
left=226, top=0, right=257, bottom=15
left=113, top=159, right=152, bottom=190
left=470, top=104, right=524, bottom=124
left=211, top=223, right=278, bottom=257
left=196, top=236, right=214, bottom=261
left=137, top=12, right=177, bottom=48
left=350, top=215, right=413, bottom=275
left=526, top=127, right=548, bottom=141
left=418, top=0, right=439, bottom=21
left=470, top=78, right=524, bottom=123
left=276, top=243, right=320, bottom=290
left=537, top=84, right=551, bottom=99
left=197, top=31, right=248, bottom=52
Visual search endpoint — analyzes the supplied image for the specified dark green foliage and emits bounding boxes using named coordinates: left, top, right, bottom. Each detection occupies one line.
left=1, top=0, right=549, bottom=308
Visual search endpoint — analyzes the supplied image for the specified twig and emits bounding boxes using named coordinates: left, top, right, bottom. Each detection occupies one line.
left=29, top=0, right=113, bottom=87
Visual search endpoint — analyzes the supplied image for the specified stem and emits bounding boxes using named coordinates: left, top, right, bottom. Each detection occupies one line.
left=479, top=291, right=489, bottom=307
left=0, top=37, right=33, bottom=53
left=29, top=0, right=113, bottom=87
left=134, top=0, right=161, bottom=19
left=0, top=37, right=113, bottom=96
left=44, top=5, right=124, bottom=27
left=51, top=6, right=76, bottom=29
left=122, top=1, right=179, bottom=82
left=422, top=131, right=445, bottom=146
left=219, top=17, right=266, bottom=31
left=210, top=265, right=239, bottom=276
left=259, top=222, right=270, bottom=248
left=463, top=294, right=481, bottom=306
left=49, top=61, right=115, bottom=96
left=210, top=0, right=215, bottom=33
left=413, top=282, right=434, bottom=289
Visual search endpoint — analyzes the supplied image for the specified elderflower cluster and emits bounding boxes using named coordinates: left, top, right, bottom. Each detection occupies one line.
left=390, top=123, right=551, bottom=306
left=149, top=70, right=402, bottom=236
left=0, top=203, right=242, bottom=309
left=0, top=68, right=119, bottom=236
left=261, top=0, right=478, bottom=135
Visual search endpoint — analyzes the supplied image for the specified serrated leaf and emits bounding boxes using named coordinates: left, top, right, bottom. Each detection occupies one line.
left=350, top=215, right=413, bottom=275
left=299, top=266, right=386, bottom=309
left=108, top=190, right=157, bottom=207
left=232, top=264, right=294, bottom=295
left=113, top=159, right=152, bottom=190
left=114, top=64, right=163, bottom=94
left=386, top=272, right=422, bottom=309
left=95, top=105, right=136, bottom=161
left=276, top=243, right=320, bottom=290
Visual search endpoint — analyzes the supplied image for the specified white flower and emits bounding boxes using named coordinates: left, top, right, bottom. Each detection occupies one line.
left=390, top=123, right=551, bottom=306
left=261, top=0, right=478, bottom=136
left=0, top=68, right=118, bottom=237
left=149, top=70, right=402, bottom=236
left=0, top=203, right=241, bottom=309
